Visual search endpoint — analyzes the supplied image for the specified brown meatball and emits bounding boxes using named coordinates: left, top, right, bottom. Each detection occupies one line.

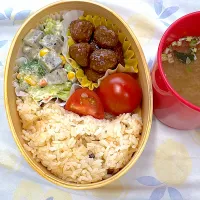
left=113, top=42, right=125, bottom=66
left=69, top=19, right=94, bottom=43
left=90, top=40, right=100, bottom=52
left=94, top=25, right=119, bottom=48
left=90, top=49, right=118, bottom=72
left=69, top=43, right=91, bottom=67
left=84, top=68, right=104, bottom=82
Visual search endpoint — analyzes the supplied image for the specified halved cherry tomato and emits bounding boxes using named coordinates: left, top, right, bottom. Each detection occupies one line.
left=65, top=88, right=104, bottom=119
left=96, top=73, right=142, bottom=115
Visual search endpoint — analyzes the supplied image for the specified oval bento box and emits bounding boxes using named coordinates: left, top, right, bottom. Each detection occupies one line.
left=4, top=0, right=152, bottom=190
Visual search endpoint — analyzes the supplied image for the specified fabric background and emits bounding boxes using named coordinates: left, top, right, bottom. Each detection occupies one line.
left=0, top=0, right=200, bottom=199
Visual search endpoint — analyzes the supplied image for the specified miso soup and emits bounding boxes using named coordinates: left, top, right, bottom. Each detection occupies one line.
left=162, top=36, right=200, bottom=107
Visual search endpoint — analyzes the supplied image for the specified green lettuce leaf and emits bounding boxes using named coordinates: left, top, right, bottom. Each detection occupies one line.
left=43, top=18, right=63, bottom=36
left=28, top=82, right=72, bottom=101
left=57, top=90, right=70, bottom=101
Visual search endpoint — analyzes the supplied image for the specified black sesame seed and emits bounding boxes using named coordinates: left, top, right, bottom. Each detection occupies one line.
left=107, top=169, right=114, bottom=174
left=89, top=153, right=95, bottom=159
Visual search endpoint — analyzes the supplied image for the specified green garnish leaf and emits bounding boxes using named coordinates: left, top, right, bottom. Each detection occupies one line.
left=186, top=66, right=192, bottom=72
left=173, top=50, right=195, bottom=64
left=190, top=38, right=198, bottom=47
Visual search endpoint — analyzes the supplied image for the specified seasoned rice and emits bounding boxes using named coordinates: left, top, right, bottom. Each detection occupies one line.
left=17, top=97, right=142, bottom=184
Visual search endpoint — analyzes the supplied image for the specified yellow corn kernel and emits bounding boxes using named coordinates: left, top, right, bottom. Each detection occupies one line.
left=39, top=48, right=49, bottom=57
left=67, top=71, right=75, bottom=80
left=60, top=55, right=66, bottom=65
left=24, top=76, right=36, bottom=86
left=16, top=73, right=21, bottom=79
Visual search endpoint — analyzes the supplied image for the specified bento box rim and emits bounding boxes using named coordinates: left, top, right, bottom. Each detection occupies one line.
left=4, top=0, right=153, bottom=190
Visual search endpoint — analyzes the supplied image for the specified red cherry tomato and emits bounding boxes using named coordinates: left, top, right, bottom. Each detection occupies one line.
left=96, top=73, right=142, bottom=115
left=65, top=88, right=104, bottom=119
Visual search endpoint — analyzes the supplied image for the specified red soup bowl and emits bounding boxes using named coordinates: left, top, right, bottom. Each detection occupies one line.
left=152, top=11, right=200, bottom=130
